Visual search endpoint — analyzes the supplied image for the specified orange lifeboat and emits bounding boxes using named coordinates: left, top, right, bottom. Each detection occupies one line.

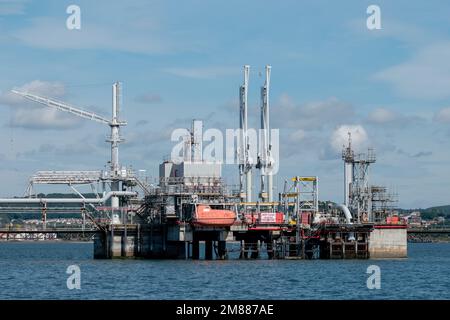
left=192, top=204, right=236, bottom=227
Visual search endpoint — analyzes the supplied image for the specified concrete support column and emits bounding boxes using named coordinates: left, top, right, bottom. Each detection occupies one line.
left=251, top=241, right=259, bottom=259
left=192, top=240, right=200, bottom=260
left=121, top=225, right=127, bottom=257
left=267, top=241, right=273, bottom=259
left=240, top=240, right=249, bottom=259
left=184, top=241, right=189, bottom=260
left=94, top=231, right=108, bottom=259
left=239, top=240, right=244, bottom=259
left=301, top=239, right=306, bottom=259
left=217, top=240, right=227, bottom=260
left=205, top=241, right=213, bottom=260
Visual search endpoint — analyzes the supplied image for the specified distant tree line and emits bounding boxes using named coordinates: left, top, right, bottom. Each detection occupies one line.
left=399, top=205, right=450, bottom=220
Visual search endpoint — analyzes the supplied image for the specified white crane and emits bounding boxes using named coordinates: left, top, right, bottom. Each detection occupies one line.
left=257, top=65, right=274, bottom=202
left=238, top=65, right=253, bottom=202
left=11, top=81, right=126, bottom=210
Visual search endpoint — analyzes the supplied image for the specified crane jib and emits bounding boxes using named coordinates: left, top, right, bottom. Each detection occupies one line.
left=11, top=90, right=111, bottom=125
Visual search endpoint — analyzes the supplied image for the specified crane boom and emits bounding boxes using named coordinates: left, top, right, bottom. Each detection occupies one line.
left=11, top=82, right=128, bottom=223
left=11, top=90, right=111, bottom=125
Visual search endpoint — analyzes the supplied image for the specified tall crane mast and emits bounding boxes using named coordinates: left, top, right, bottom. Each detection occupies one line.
left=238, top=65, right=252, bottom=202
left=11, top=81, right=126, bottom=210
left=257, top=65, right=274, bottom=202
left=342, top=132, right=354, bottom=207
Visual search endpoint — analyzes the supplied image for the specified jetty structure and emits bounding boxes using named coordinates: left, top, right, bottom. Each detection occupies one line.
left=0, top=66, right=407, bottom=259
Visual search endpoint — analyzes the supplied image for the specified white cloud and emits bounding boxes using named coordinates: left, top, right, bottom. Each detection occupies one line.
left=348, top=18, right=433, bottom=47
left=0, top=80, right=65, bottom=106
left=433, top=107, right=450, bottom=123
left=395, top=148, right=433, bottom=158
left=13, top=17, right=171, bottom=54
left=220, top=98, right=240, bottom=114
left=0, top=80, right=81, bottom=130
left=272, top=95, right=355, bottom=130
left=9, top=108, right=80, bottom=130
left=135, top=93, right=162, bottom=104
left=11, top=2, right=205, bottom=56
left=164, top=66, right=240, bottom=79
left=330, top=125, right=369, bottom=153
left=289, top=129, right=306, bottom=142
left=16, top=80, right=65, bottom=97
left=367, top=108, right=397, bottom=124
left=0, top=0, right=27, bottom=15
left=374, top=42, right=450, bottom=100
left=17, top=142, right=99, bottom=158
left=412, top=151, right=432, bottom=158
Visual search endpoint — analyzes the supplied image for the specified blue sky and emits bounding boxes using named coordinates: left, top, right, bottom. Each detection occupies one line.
left=1, top=0, right=450, bottom=208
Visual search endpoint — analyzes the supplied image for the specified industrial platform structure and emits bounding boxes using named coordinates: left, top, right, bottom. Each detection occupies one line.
left=0, top=66, right=407, bottom=259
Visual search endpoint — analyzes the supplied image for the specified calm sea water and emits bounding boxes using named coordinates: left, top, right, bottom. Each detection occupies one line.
left=0, top=241, right=449, bottom=300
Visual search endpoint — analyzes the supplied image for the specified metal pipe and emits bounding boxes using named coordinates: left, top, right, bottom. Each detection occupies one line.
left=246, top=170, right=252, bottom=203
left=110, top=82, right=122, bottom=211
left=343, top=132, right=354, bottom=208
left=112, top=82, right=119, bottom=123
left=267, top=174, right=273, bottom=203
left=0, top=191, right=137, bottom=204
left=344, top=162, right=353, bottom=207
left=110, top=82, right=121, bottom=174
left=259, top=65, right=272, bottom=202
left=239, top=65, right=252, bottom=202
left=244, top=65, right=251, bottom=203
left=336, top=203, right=353, bottom=224
left=335, top=203, right=355, bottom=241
left=265, top=66, right=272, bottom=202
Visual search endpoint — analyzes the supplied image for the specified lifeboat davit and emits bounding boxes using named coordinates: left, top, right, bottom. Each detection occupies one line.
left=192, top=204, right=236, bottom=227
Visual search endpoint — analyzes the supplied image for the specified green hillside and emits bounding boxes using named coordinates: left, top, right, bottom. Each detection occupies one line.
left=420, top=205, right=450, bottom=220
left=399, top=205, right=450, bottom=220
